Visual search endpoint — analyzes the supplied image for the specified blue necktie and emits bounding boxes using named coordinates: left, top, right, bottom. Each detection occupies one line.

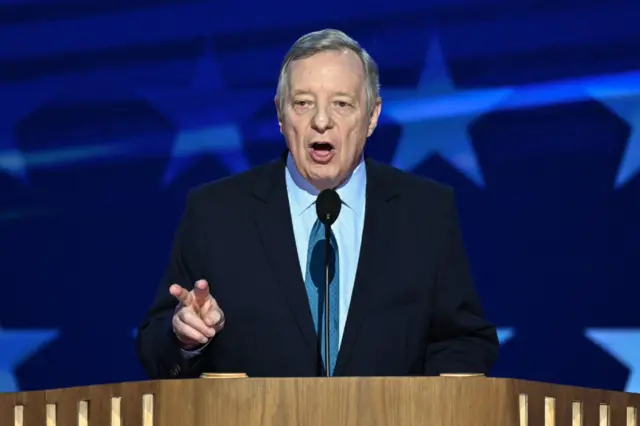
left=304, top=219, right=340, bottom=376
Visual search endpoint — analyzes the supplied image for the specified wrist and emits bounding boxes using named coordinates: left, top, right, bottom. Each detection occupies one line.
left=175, top=334, right=205, bottom=351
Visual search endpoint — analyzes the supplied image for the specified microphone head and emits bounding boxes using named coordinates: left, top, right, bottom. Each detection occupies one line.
left=316, top=189, right=342, bottom=226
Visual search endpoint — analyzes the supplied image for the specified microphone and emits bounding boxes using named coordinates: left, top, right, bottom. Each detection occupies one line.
left=316, top=189, right=341, bottom=377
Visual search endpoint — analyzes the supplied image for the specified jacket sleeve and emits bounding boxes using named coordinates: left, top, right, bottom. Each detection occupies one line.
left=423, top=189, right=499, bottom=376
left=135, top=190, right=210, bottom=379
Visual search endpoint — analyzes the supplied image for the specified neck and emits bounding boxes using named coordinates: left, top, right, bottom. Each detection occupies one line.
left=309, top=177, right=343, bottom=192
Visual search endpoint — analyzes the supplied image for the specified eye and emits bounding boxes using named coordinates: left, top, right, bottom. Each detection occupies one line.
left=334, top=101, right=352, bottom=108
left=293, top=100, right=311, bottom=107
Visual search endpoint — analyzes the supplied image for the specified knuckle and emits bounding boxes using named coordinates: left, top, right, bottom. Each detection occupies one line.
left=172, top=313, right=182, bottom=329
left=184, top=312, right=204, bottom=329
left=177, top=310, right=187, bottom=322
left=174, top=324, right=186, bottom=338
left=181, top=307, right=196, bottom=322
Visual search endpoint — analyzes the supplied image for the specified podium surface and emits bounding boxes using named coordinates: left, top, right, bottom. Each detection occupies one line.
left=1, top=377, right=639, bottom=426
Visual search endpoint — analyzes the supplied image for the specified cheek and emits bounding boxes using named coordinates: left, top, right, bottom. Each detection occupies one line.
left=283, top=123, right=304, bottom=146
left=342, top=123, right=367, bottom=149
left=284, top=118, right=307, bottom=139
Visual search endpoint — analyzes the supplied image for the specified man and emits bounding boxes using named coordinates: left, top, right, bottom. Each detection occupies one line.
left=136, top=29, right=499, bottom=379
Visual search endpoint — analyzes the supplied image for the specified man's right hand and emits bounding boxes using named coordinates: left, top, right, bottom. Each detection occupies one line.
left=170, top=279, right=225, bottom=350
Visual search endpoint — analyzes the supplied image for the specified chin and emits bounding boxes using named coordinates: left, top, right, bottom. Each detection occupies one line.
left=307, top=166, right=342, bottom=189
left=307, top=162, right=336, bottom=176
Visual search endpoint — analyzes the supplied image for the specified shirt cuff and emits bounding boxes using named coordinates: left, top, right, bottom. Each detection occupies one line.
left=179, top=338, right=212, bottom=359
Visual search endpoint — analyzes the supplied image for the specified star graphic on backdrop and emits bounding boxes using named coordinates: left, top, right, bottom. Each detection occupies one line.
left=0, top=85, right=53, bottom=183
left=497, top=327, right=515, bottom=345
left=0, top=326, right=58, bottom=392
left=382, top=35, right=512, bottom=187
left=140, top=41, right=268, bottom=185
left=585, top=328, right=640, bottom=393
left=587, top=86, right=640, bottom=187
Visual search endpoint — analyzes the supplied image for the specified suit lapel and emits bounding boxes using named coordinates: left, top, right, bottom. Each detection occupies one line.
left=334, top=158, right=400, bottom=376
left=251, top=154, right=319, bottom=360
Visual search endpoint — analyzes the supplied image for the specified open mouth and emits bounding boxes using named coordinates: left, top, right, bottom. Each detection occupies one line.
left=311, top=142, right=334, bottom=151
left=309, top=141, right=336, bottom=164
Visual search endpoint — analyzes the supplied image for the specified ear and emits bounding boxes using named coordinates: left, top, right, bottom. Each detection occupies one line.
left=367, top=97, right=382, bottom=137
left=274, top=97, right=283, bottom=134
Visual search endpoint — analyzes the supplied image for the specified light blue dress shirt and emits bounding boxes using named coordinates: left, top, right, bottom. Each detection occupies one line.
left=284, top=153, right=366, bottom=344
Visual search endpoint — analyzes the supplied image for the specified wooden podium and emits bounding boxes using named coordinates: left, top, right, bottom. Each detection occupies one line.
left=1, top=376, right=639, bottom=426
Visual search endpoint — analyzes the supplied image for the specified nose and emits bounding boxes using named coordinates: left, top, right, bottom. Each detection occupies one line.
left=311, top=105, right=334, bottom=132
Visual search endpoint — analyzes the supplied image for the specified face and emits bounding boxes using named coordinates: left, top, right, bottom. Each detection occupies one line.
left=276, top=49, right=381, bottom=190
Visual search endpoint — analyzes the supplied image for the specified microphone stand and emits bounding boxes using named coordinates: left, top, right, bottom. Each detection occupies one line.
left=323, top=223, right=331, bottom=378
left=315, top=188, right=341, bottom=378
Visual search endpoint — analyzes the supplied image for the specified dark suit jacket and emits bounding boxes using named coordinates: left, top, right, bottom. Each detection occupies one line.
left=136, top=154, right=499, bottom=378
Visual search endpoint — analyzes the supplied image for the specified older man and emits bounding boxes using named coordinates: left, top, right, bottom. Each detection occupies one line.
left=136, top=29, right=499, bottom=378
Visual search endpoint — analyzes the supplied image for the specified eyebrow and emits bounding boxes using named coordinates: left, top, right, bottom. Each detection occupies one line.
left=332, top=91, right=356, bottom=98
left=291, top=89, right=355, bottom=98
left=291, top=89, right=310, bottom=97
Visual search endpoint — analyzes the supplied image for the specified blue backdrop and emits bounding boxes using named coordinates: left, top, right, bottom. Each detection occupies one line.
left=1, top=0, right=640, bottom=394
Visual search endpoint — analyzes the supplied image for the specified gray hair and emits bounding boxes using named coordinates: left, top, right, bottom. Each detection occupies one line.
left=275, top=29, right=380, bottom=113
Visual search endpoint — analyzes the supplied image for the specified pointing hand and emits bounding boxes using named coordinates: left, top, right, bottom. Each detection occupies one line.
left=170, top=279, right=224, bottom=349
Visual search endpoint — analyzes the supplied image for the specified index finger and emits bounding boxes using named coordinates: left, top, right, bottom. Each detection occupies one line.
left=193, top=279, right=210, bottom=306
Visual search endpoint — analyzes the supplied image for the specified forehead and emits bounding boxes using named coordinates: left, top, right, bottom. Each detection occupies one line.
left=288, top=49, right=365, bottom=96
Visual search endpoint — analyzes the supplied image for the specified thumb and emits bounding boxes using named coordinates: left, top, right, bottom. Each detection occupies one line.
left=170, top=284, right=193, bottom=307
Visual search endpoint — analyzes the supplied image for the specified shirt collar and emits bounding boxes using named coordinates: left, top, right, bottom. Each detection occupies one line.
left=285, top=152, right=366, bottom=218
